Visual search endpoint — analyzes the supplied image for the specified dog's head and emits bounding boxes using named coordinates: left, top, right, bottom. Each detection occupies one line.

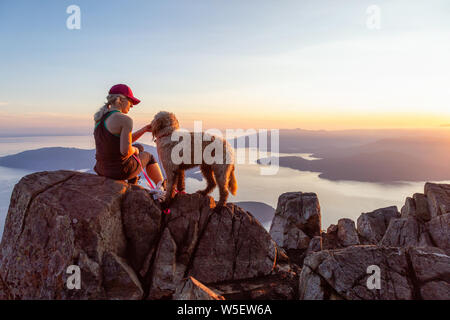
left=150, top=111, right=180, bottom=140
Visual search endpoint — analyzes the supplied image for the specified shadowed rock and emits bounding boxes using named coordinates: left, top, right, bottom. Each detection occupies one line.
left=380, top=217, right=432, bottom=247
left=174, top=277, right=225, bottom=300
left=357, top=206, right=399, bottom=244
left=426, top=213, right=450, bottom=253
left=322, top=218, right=360, bottom=250
left=299, top=246, right=450, bottom=300
left=401, top=193, right=431, bottom=222
left=425, top=183, right=450, bottom=218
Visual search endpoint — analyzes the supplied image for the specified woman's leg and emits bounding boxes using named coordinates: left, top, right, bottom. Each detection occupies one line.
left=139, top=152, right=164, bottom=186
left=146, top=162, right=164, bottom=186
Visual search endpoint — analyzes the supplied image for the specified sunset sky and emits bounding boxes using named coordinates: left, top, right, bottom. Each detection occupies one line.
left=0, top=0, right=449, bottom=135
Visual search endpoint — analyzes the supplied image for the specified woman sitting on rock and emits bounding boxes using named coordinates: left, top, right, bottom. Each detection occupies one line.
left=93, top=84, right=164, bottom=186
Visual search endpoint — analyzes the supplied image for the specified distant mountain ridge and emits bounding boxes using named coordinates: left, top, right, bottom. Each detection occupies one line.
left=0, top=145, right=204, bottom=180
left=2, top=129, right=450, bottom=183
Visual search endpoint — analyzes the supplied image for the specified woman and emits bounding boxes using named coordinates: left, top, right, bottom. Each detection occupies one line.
left=93, top=84, right=164, bottom=186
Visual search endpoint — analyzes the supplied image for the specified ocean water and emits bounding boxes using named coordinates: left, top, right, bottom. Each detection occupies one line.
left=1, top=135, right=448, bottom=238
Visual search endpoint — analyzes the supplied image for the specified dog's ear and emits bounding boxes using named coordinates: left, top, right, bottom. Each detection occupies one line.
left=151, top=117, right=164, bottom=138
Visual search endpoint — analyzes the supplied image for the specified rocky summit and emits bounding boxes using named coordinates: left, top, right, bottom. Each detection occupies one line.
left=0, top=171, right=449, bottom=300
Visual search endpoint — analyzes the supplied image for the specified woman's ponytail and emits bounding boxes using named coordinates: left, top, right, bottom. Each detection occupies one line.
left=93, top=94, right=122, bottom=123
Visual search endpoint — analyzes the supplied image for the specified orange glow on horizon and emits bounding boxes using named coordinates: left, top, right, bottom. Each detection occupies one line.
left=1, top=110, right=449, bottom=133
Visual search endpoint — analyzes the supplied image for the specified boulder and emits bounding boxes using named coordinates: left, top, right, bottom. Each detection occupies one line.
left=357, top=206, right=399, bottom=244
left=269, top=192, right=321, bottom=264
left=401, top=197, right=416, bottom=218
left=0, top=171, right=134, bottom=299
left=413, top=193, right=431, bottom=222
left=337, top=218, right=360, bottom=247
left=147, top=193, right=281, bottom=299
left=408, top=247, right=450, bottom=300
left=400, top=194, right=431, bottom=222
left=323, top=218, right=360, bottom=250
left=305, top=236, right=322, bottom=255
left=321, top=224, right=338, bottom=250
left=425, top=183, right=450, bottom=218
left=298, top=245, right=450, bottom=300
left=426, top=213, right=450, bottom=253
left=380, top=217, right=432, bottom=247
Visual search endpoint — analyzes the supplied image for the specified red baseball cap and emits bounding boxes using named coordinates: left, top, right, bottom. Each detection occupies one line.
left=109, top=84, right=141, bottom=105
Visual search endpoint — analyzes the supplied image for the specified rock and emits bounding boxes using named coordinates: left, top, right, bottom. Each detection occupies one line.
left=413, top=193, right=431, bottom=222
left=298, top=245, right=450, bottom=300
left=420, top=281, right=450, bottom=300
left=300, top=246, right=412, bottom=300
left=425, top=183, right=450, bottom=218
left=407, top=247, right=450, bottom=300
left=269, top=192, right=321, bottom=265
left=357, top=206, right=399, bottom=244
left=337, top=218, right=360, bottom=247
left=146, top=194, right=280, bottom=300
left=0, top=171, right=130, bottom=299
left=102, top=251, right=144, bottom=300
left=210, top=265, right=300, bottom=300
left=0, top=171, right=285, bottom=300
left=174, top=277, right=225, bottom=300
left=298, top=265, right=326, bottom=300
left=380, top=217, right=432, bottom=247
left=321, top=224, right=338, bottom=250
left=401, top=197, right=416, bottom=218
left=427, top=213, right=450, bottom=252
left=305, top=236, right=322, bottom=255
left=270, top=192, right=321, bottom=247
left=323, top=219, right=360, bottom=250
left=121, top=186, right=162, bottom=276
left=0, top=274, right=11, bottom=300
left=401, top=194, right=431, bottom=222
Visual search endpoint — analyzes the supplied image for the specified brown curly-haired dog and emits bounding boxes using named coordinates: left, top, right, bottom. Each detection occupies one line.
left=150, top=111, right=237, bottom=211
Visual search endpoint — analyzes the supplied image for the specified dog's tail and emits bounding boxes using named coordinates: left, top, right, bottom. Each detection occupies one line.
left=228, top=165, right=237, bottom=195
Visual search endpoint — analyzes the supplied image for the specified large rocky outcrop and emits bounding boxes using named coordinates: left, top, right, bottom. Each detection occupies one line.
left=0, top=171, right=294, bottom=300
left=295, top=185, right=450, bottom=300
left=0, top=171, right=449, bottom=300
left=268, top=184, right=449, bottom=300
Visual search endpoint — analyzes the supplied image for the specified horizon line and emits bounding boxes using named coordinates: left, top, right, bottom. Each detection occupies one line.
left=0, top=126, right=449, bottom=138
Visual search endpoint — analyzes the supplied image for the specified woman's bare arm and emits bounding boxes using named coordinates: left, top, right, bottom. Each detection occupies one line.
left=132, top=124, right=151, bottom=142
left=120, top=117, right=138, bottom=157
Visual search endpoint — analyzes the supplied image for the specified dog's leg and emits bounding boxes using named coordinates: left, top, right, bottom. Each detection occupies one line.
left=214, top=167, right=230, bottom=209
left=163, top=169, right=178, bottom=208
left=177, top=169, right=185, bottom=193
left=196, top=165, right=216, bottom=196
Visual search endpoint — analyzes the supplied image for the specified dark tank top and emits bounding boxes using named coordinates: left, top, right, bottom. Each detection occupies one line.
left=93, top=110, right=140, bottom=180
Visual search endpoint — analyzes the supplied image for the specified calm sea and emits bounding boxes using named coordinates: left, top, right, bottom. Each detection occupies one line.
left=1, top=135, right=448, bottom=238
